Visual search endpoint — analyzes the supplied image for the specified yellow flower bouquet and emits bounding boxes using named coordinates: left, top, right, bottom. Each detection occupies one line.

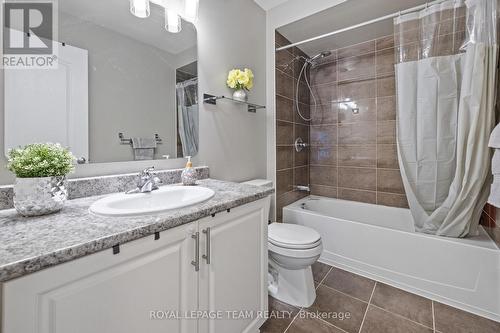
left=227, top=68, right=254, bottom=91
left=227, top=68, right=254, bottom=102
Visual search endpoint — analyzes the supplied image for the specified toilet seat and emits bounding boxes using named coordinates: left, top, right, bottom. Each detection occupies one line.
left=269, top=238, right=322, bottom=250
left=268, top=241, right=323, bottom=258
left=268, top=223, right=321, bottom=249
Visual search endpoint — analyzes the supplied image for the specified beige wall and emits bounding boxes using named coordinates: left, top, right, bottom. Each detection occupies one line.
left=196, top=0, right=267, bottom=182
left=0, top=0, right=267, bottom=185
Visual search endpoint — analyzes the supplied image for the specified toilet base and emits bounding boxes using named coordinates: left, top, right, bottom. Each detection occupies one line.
left=268, top=258, right=316, bottom=307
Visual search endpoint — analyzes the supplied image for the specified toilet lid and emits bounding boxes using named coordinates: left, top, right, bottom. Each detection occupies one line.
left=268, top=223, right=321, bottom=247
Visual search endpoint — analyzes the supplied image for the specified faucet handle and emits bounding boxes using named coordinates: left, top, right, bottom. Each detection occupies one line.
left=152, top=176, right=162, bottom=190
left=141, top=166, right=155, bottom=175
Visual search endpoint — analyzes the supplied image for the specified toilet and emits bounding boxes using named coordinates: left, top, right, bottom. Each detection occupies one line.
left=242, top=179, right=323, bottom=307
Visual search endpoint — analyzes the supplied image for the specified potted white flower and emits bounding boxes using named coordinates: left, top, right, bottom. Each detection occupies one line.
left=226, top=68, right=254, bottom=102
left=7, top=143, right=75, bottom=217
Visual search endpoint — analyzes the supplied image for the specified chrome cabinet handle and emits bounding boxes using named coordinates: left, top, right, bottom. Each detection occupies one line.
left=202, top=228, right=211, bottom=264
left=191, top=232, right=200, bottom=272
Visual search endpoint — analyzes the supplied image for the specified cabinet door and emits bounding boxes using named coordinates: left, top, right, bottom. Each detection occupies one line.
left=199, top=198, right=270, bottom=333
left=2, top=222, right=199, bottom=333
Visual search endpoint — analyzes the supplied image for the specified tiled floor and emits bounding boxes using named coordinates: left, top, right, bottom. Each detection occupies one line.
left=260, top=262, right=500, bottom=333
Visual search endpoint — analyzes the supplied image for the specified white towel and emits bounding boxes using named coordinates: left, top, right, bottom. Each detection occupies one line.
left=492, top=149, right=500, bottom=174
left=489, top=124, right=500, bottom=148
left=131, top=138, right=157, bottom=160
left=488, top=125, right=500, bottom=206
left=488, top=175, right=500, bottom=207
left=131, top=137, right=157, bottom=149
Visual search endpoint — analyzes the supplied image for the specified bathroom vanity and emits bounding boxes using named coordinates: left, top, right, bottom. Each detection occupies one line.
left=0, top=179, right=273, bottom=333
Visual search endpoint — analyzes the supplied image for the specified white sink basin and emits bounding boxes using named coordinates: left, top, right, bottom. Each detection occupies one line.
left=89, top=186, right=215, bottom=217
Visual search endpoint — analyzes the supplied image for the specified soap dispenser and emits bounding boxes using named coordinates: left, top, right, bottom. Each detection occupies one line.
left=181, top=156, right=197, bottom=186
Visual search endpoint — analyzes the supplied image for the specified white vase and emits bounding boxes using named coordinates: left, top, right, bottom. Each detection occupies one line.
left=232, top=89, right=248, bottom=102
left=13, top=176, right=68, bottom=217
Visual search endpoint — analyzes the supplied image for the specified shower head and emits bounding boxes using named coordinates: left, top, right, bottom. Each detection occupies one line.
left=279, top=51, right=332, bottom=72
left=309, top=51, right=332, bottom=62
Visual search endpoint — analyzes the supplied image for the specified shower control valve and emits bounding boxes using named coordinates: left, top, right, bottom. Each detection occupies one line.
left=294, top=137, right=309, bottom=152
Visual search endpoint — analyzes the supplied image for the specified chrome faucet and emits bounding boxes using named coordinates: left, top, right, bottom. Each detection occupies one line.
left=294, top=184, right=311, bottom=192
left=126, top=167, right=162, bottom=194
left=294, top=138, right=309, bottom=152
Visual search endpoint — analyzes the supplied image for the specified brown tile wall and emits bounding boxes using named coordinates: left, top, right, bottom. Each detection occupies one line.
left=481, top=204, right=500, bottom=247
left=275, top=32, right=311, bottom=221
left=308, top=35, right=408, bottom=209
left=394, top=5, right=467, bottom=63
left=275, top=7, right=472, bottom=219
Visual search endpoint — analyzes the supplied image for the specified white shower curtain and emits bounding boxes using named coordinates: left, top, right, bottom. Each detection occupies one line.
left=396, top=0, right=498, bottom=237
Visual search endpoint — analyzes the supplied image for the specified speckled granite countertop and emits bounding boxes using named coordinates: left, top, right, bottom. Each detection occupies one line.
left=0, top=179, right=273, bottom=283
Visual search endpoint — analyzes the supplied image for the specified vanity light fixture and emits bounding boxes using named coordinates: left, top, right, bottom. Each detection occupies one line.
left=165, top=9, right=182, bottom=33
left=129, top=0, right=150, bottom=18
left=130, top=0, right=199, bottom=33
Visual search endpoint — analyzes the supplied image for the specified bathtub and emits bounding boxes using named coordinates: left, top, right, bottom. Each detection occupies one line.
left=283, top=196, right=500, bottom=322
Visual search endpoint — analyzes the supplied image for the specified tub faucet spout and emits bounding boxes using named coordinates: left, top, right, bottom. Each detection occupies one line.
left=295, top=185, right=311, bottom=192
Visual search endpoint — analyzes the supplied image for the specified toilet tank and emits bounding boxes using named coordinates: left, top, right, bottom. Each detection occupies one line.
left=242, top=179, right=273, bottom=187
left=242, top=179, right=273, bottom=222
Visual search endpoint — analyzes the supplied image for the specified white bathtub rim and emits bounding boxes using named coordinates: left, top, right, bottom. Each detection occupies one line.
left=284, top=196, right=499, bottom=252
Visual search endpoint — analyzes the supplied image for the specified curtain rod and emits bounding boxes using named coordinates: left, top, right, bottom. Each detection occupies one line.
left=276, top=0, right=453, bottom=52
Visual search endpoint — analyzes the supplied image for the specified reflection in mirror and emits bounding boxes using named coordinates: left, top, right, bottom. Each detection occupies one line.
left=176, top=62, right=198, bottom=158
left=4, top=0, right=198, bottom=163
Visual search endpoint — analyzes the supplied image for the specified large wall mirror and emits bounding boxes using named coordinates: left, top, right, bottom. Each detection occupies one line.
left=4, top=0, right=198, bottom=163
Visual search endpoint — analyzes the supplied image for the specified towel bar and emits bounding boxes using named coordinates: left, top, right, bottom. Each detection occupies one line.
left=118, top=132, right=163, bottom=145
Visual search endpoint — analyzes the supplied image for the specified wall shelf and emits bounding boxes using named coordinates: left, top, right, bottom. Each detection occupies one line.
left=203, top=93, right=265, bottom=113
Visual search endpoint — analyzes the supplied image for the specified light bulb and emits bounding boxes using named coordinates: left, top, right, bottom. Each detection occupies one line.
left=130, top=0, right=150, bottom=18
left=184, top=0, right=199, bottom=23
left=165, top=10, right=182, bottom=33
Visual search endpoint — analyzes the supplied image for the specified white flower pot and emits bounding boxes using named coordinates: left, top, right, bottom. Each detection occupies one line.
left=13, top=176, right=68, bottom=217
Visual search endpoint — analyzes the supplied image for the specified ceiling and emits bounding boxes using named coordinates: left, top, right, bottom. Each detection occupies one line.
left=276, top=0, right=429, bottom=56
left=253, top=0, right=291, bottom=11
left=59, top=0, right=197, bottom=55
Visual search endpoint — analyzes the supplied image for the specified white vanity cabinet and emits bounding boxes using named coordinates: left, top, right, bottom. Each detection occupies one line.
left=2, top=222, right=199, bottom=333
left=1, top=197, right=270, bottom=333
